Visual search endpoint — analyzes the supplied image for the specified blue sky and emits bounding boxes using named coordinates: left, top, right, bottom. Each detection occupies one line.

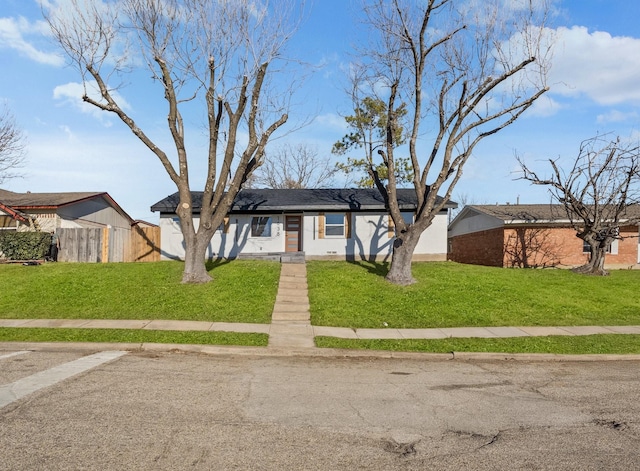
left=1, top=0, right=640, bottom=221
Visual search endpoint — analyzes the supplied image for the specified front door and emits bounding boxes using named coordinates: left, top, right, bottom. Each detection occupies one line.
left=285, top=215, right=302, bottom=252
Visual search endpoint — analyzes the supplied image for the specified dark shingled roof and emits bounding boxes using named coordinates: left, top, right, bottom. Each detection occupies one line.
left=151, top=188, right=457, bottom=213
left=468, top=204, right=566, bottom=222
left=468, top=204, right=640, bottom=223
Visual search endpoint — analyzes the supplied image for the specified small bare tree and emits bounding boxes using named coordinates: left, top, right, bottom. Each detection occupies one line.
left=0, top=104, right=26, bottom=184
left=251, top=143, right=337, bottom=189
left=352, top=0, right=551, bottom=285
left=518, top=135, right=640, bottom=275
left=45, top=0, right=303, bottom=283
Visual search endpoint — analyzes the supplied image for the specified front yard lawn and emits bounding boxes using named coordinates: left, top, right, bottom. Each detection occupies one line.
left=0, top=260, right=280, bottom=323
left=307, top=261, right=640, bottom=328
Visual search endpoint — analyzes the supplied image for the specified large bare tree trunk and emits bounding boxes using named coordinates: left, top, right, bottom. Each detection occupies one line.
left=385, top=229, right=421, bottom=285
left=573, top=243, right=608, bottom=276
left=182, top=233, right=212, bottom=283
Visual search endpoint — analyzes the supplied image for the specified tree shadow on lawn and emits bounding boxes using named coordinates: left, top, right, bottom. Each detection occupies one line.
left=346, top=260, right=389, bottom=278
left=205, top=258, right=233, bottom=272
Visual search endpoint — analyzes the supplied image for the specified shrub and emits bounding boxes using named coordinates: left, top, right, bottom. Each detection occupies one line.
left=0, top=231, right=51, bottom=260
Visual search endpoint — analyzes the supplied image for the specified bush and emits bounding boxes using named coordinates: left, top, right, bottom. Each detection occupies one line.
left=0, top=232, right=51, bottom=260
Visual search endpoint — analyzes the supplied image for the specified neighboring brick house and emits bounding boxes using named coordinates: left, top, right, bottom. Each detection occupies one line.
left=448, top=204, right=640, bottom=269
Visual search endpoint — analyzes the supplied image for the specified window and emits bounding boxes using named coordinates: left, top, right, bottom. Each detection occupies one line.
left=388, top=212, right=414, bottom=238
left=401, top=212, right=414, bottom=225
left=251, top=217, right=272, bottom=237
left=582, top=240, right=616, bottom=254
left=218, top=217, right=230, bottom=233
left=324, top=213, right=345, bottom=237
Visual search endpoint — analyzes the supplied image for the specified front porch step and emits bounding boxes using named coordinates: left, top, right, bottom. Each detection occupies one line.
left=237, top=252, right=306, bottom=263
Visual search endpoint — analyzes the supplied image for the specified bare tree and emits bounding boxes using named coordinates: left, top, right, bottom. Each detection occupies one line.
left=352, top=0, right=551, bottom=285
left=251, top=143, right=338, bottom=189
left=45, top=0, right=303, bottom=283
left=0, top=104, right=26, bottom=184
left=518, top=135, right=640, bottom=276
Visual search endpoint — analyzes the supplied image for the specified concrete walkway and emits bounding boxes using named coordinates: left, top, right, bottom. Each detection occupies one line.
left=268, top=262, right=314, bottom=348
left=1, top=260, right=640, bottom=348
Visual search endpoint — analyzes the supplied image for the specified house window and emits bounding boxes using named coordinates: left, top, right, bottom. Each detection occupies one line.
left=582, top=240, right=614, bottom=254
left=218, top=217, right=230, bottom=233
left=401, top=212, right=414, bottom=225
left=325, top=213, right=345, bottom=237
left=388, top=212, right=414, bottom=238
left=251, top=217, right=272, bottom=237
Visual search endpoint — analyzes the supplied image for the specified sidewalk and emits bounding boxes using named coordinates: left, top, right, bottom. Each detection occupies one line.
left=1, top=261, right=640, bottom=348
left=2, top=318, right=639, bottom=340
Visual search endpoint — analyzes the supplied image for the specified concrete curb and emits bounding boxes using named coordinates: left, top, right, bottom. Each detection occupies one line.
left=2, top=341, right=640, bottom=362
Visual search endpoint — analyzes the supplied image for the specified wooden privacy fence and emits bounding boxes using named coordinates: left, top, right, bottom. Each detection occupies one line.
left=57, top=226, right=160, bottom=263
left=130, top=225, right=161, bottom=262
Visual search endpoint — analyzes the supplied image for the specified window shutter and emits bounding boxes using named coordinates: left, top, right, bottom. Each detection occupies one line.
left=223, top=217, right=230, bottom=234
left=388, top=215, right=395, bottom=238
left=345, top=212, right=352, bottom=239
left=318, top=213, right=325, bottom=239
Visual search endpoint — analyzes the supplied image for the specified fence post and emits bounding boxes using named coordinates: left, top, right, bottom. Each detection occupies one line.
left=102, top=227, right=109, bottom=263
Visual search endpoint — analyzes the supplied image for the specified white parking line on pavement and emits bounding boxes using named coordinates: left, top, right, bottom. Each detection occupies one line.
left=0, top=351, right=127, bottom=409
left=0, top=351, right=31, bottom=361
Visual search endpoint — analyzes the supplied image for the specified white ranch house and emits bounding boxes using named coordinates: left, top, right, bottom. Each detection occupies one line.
left=151, top=189, right=456, bottom=262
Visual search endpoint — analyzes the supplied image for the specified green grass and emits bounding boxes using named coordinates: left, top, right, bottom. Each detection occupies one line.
left=0, top=260, right=280, bottom=323
left=315, top=334, right=640, bottom=355
left=3, top=259, right=640, bottom=353
left=307, top=261, right=640, bottom=328
left=0, top=327, right=268, bottom=346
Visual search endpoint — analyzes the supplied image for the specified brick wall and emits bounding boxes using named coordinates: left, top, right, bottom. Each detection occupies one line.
left=450, top=224, right=639, bottom=268
left=503, top=226, right=576, bottom=268
left=448, top=228, right=504, bottom=267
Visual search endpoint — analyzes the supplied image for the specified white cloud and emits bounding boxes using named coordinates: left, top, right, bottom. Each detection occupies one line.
left=314, top=113, right=348, bottom=131
left=549, top=26, right=640, bottom=105
left=0, top=16, right=63, bottom=66
left=53, top=81, right=131, bottom=126
left=527, top=95, right=564, bottom=117
left=596, top=110, right=639, bottom=124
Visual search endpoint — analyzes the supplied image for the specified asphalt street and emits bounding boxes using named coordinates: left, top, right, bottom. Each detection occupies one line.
left=1, top=349, right=639, bottom=470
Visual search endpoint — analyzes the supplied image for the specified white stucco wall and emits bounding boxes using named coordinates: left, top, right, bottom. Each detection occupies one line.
left=160, top=214, right=286, bottom=260
left=159, top=211, right=449, bottom=261
left=302, top=212, right=448, bottom=260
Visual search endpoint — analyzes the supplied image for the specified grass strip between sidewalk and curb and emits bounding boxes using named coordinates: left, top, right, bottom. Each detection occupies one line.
left=315, top=334, right=640, bottom=355
left=0, top=328, right=269, bottom=347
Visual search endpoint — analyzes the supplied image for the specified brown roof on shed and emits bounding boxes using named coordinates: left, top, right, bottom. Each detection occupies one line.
left=0, top=189, right=106, bottom=208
